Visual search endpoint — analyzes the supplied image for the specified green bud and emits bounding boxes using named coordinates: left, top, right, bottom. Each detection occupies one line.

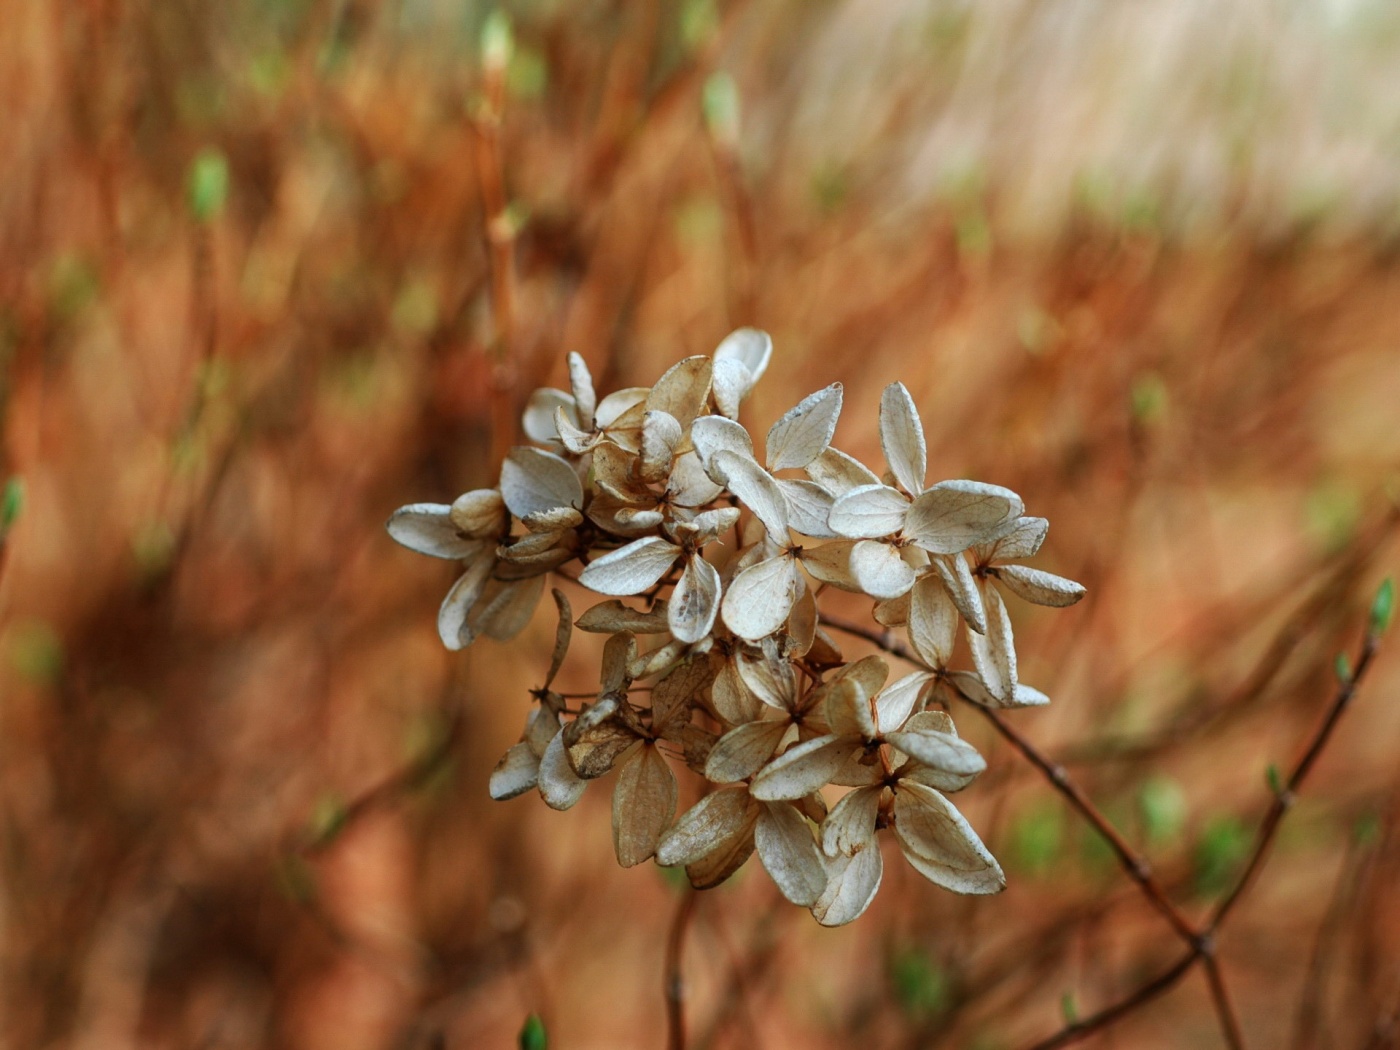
left=1370, top=578, right=1394, bottom=636
left=1, top=475, right=23, bottom=533
left=188, top=149, right=230, bottom=224
left=1264, top=763, right=1283, bottom=797
left=703, top=71, right=740, bottom=144
left=1334, top=651, right=1351, bottom=683
left=481, top=10, right=514, bottom=72
left=518, top=1013, right=547, bottom=1050
left=1061, top=992, right=1079, bottom=1025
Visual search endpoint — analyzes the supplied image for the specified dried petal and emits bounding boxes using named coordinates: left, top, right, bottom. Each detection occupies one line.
left=811, top=843, right=883, bottom=927
left=756, top=801, right=828, bottom=906
left=651, top=654, right=714, bottom=736
left=799, top=539, right=860, bottom=591
left=879, top=382, right=928, bottom=495
left=904, top=481, right=1022, bottom=555
left=539, top=731, right=587, bottom=809
left=874, top=672, right=934, bottom=735
left=931, top=553, right=987, bottom=635
left=567, top=352, right=597, bottom=427
left=475, top=574, right=546, bottom=641
left=909, top=575, right=958, bottom=669
left=850, top=540, right=917, bottom=600
left=806, top=447, right=881, bottom=496
left=576, top=600, right=671, bottom=634
left=657, top=787, right=758, bottom=867
left=612, top=742, right=679, bottom=867
left=667, top=452, right=725, bottom=508
left=489, top=742, right=539, bottom=800
left=821, top=785, right=881, bottom=857
left=750, top=735, right=860, bottom=801
left=736, top=652, right=796, bottom=711
left=579, top=537, right=682, bottom=596
left=766, top=383, right=843, bottom=471
left=714, top=450, right=789, bottom=539
left=565, top=699, right=638, bottom=779
left=967, top=584, right=1016, bottom=702
left=979, top=515, right=1048, bottom=562
left=721, top=554, right=802, bottom=641
left=711, top=657, right=762, bottom=724
left=595, top=387, right=650, bottom=428
left=523, top=387, right=574, bottom=443
left=670, top=555, right=721, bottom=644
left=705, top=720, right=791, bottom=783
left=779, top=479, right=837, bottom=538
left=388, top=504, right=481, bottom=559
left=892, top=782, right=1005, bottom=894
left=884, top=727, right=985, bottom=777
left=500, top=447, right=583, bottom=518
left=449, top=489, right=508, bottom=537
left=691, top=415, right=755, bottom=481
left=995, top=565, right=1086, bottom=607
left=600, top=633, right=638, bottom=695
left=945, top=670, right=1049, bottom=710
left=640, top=410, right=684, bottom=482
left=713, top=327, right=772, bottom=391
left=828, top=484, right=910, bottom=539
left=437, top=554, right=496, bottom=650
left=823, top=676, right=878, bottom=740
left=647, top=356, right=713, bottom=429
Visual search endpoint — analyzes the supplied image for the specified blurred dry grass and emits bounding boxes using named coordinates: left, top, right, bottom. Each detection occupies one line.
left=3, top=1, right=1400, bottom=1048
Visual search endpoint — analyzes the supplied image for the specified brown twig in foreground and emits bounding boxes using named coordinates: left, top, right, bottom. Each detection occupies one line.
left=665, top=887, right=699, bottom=1050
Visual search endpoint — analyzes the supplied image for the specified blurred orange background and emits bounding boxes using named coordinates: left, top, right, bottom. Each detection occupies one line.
left=3, top=2, right=1399, bottom=1048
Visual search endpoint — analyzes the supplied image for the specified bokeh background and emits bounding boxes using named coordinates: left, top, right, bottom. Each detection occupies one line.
left=3, top=1, right=1400, bottom=1047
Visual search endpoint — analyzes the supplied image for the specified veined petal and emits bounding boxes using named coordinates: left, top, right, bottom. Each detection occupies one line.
left=875, top=672, right=935, bottom=735
left=449, top=489, right=508, bottom=538
left=885, top=727, right=985, bottom=777
left=736, top=652, right=796, bottom=711
left=437, top=554, right=495, bottom=650
left=711, top=359, right=751, bottom=420
left=820, top=785, right=881, bottom=857
left=799, top=539, right=860, bottom=591
left=909, top=574, right=958, bottom=669
left=538, top=731, right=587, bottom=810
left=612, top=742, right=678, bottom=867
left=945, top=670, right=1049, bottom=710
left=850, top=540, right=917, bottom=600
left=713, top=327, right=773, bottom=385
left=579, top=537, right=681, bottom=596
left=751, top=735, right=859, bottom=800
left=995, top=565, right=1086, bottom=607
left=488, top=742, right=539, bottom=800
left=811, top=843, right=883, bottom=927
left=977, top=515, right=1048, bottom=563
left=806, top=447, right=881, bottom=496
left=640, top=410, right=684, bottom=482
left=823, top=675, right=878, bottom=740
left=879, top=382, right=927, bottom=495
left=387, top=504, right=481, bottom=559
left=691, top=415, right=755, bottom=481
left=576, top=599, right=671, bottom=634
left=667, top=452, right=725, bottom=508
left=595, top=387, right=650, bottom=429
left=967, top=584, right=1016, bottom=702
left=931, top=553, right=987, bottom=635
left=780, top=479, right=837, bottom=538
left=892, top=782, right=1005, bottom=895
left=766, top=383, right=843, bottom=471
left=711, top=658, right=762, bottom=724
left=705, top=719, right=791, bottom=783
left=828, top=484, right=910, bottom=539
left=657, top=787, right=759, bottom=867
left=714, top=450, right=789, bottom=538
left=669, top=555, right=721, bottom=644
left=905, top=481, right=1022, bottom=555
left=647, top=356, right=713, bottom=429
left=500, top=447, right=584, bottom=518
left=721, top=554, right=802, bottom=641
left=567, top=352, right=597, bottom=427
left=476, top=574, right=546, bottom=641
left=756, top=801, right=828, bottom=907
left=523, top=387, right=574, bottom=443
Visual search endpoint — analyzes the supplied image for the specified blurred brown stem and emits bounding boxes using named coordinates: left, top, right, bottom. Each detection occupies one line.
left=665, top=887, right=698, bottom=1050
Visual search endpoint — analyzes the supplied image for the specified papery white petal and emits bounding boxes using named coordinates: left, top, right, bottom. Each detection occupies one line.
left=811, top=842, right=883, bottom=926
left=766, top=383, right=843, bottom=471
left=711, top=359, right=751, bottom=420
left=945, top=670, right=1049, bottom=710
left=690, top=415, right=755, bottom=481
left=669, top=555, right=721, bottom=644
left=437, top=554, right=495, bottom=650
left=874, top=672, right=935, bottom=735
left=555, top=408, right=596, bottom=454
left=523, top=388, right=574, bottom=443
left=967, top=584, right=1017, bottom=702
left=806, top=447, right=881, bottom=496
left=932, top=553, right=987, bottom=635
left=657, top=787, right=758, bottom=867
left=689, top=506, right=741, bottom=541
left=892, top=782, right=1005, bottom=895
left=595, top=387, right=650, bottom=428
left=521, top=506, right=583, bottom=533
left=612, top=743, right=679, bottom=867
left=714, top=450, right=789, bottom=538
left=449, top=489, right=507, bottom=538
left=828, top=484, right=910, bottom=539
left=579, top=537, right=682, bottom=596
left=713, top=327, right=773, bottom=384
left=538, top=731, right=587, bottom=810
left=884, top=727, right=985, bottom=777
left=640, top=410, right=684, bottom=482
left=779, top=479, right=837, bottom=538
left=981, top=515, right=1048, bottom=562
left=756, top=801, right=828, bottom=906
left=799, top=539, right=860, bottom=591
left=647, top=356, right=713, bottom=429
left=823, top=676, right=878, bottom=740
left=711, top=658, right=762, bottom=724
left=667, top=452, right=725, bottom=508
left=820, top=785, right=881, bottom=857
left=995, top=565, right=1086, bottom=607
left=905, top=481, right=1023, bottom=555
left=567, top=352, right=597, bottom=427
left=500, top=447, right=584, bottom=518
left=909, top=574, right=958, bottom=668
left=387, top=504, right=481, bottom=559
left=737, top=651, right=796, bottom=711
left=705, top=719, right=792, bottom=783
left=721, top=554, right=802, bottom=641
left=750, top=735, right=859, bottom=801
left=850, top=540, right=917, bottom=600
left=489, top=742, right=539, bottom=800
left=879, top=382, right=927, bottom=495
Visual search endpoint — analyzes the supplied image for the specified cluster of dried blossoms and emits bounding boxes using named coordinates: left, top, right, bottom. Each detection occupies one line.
left=387, top=330, right=1084, bottom=926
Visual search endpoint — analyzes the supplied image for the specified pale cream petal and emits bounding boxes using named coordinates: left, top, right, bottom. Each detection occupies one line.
left=800, top=539, right=861, bottom=591
left=806, top=447, right=880, bottom=496
left=828, top=484, right=909, bottom=539
left=721, top=554, right=802, bottom=641
left=689, top=506, right=741, bottom=540
left=713, top=326, right=772, bottom=383
left=789, top=580, right=818, bottom=657
left=630, top=638, right=687, bottom=681
left=879, top=382, right=927, bottom=495
left=909, top=574, right=958, bottom=669
left=750, top=735, right=858, bottom=800
left=578, top=537, right=682, bottom=596
left=449, top=489, right=508, bottom=538
left=873, top=591, right=911, bottom=627
left=995, top=565, right=1086, bottom=607
left=646, top=356, right=713, bottom=429
left=823, top=676, right=878, bottom=740
left=555, top=408, right=597, bottom=454
left=538, top=731, right=587, bottom=810
left=576, top=600, right=671, bottom=634
left=499, top=447, right=584, bottom=518
left=756, top=801, right=828, bottom=906
left=967, top=584, right=1016, bottom=702
left=523, top=387, right=574, bottom=443
left=766, top=383, right=843, bottom=471
left=825, top=654, right=891, bottom=709
left=892, top=782, right=1005, bottom=894
left=656, top=787, right=758, bottom=867
left=874, top=671, right=935, bottom=735
left=714, top=450, right=789, bottom=539
left=690, top=415, right=755, bottom=481
left=437, top=554, right=495, bottom=650
left=705, top=720, right=791, bottom=783
left=710, top=658, right=762, bottom=725
left=669, top=555, right=721, bottom=644
left=820, top=785, right=881, bottom=857
left=850, top=539, right=918, bottom=600
left=640, top=410, right=684, bottom=483
left=931, top=553, right=987, bottom=635
left=488, top=742, right=540, bottom=800
left=589, top=442, right=641, bottom=501
left=595, top=387, right=650, bottom=428
left=524, top=705, right=561, bottom=758
left=946, top=670, right=1049, bottom=710
left=612, top=742, right=679, bottom=867
left=521, top=506, right=583, bottom=533
left=567, top=351, right=597, bottom=427
left=779, top=479, right=837, bottom=538
left=979, top=515, right=1048, bottom=562
left=387, top=504, right=480, bottom=559
left=667, top=451, right=725, bottom=508
left=736, top=651, right=796, bottom=711
left=710, top=359, right=751, bottom=420
left=811, top=843, right=883, bottom=926
left=904, top=481, right=1023, bottom=555
left=884, top=726, right=985, bottom=777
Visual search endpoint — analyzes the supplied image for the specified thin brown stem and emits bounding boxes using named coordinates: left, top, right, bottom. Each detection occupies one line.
left=1203, top=956, right=1247, bottom=1050
left=665, top=887, right=699, bottom=1050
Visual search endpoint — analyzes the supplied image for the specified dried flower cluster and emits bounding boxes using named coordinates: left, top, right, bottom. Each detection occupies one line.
left=387, top=331, right=1084, bottom=925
